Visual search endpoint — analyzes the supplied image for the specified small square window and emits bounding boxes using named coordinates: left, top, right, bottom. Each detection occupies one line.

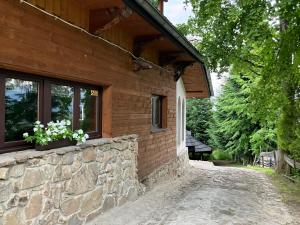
left=151, top=95, right=167, bottom=130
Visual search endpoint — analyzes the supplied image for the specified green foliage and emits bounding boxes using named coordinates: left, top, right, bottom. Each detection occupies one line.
left=182, top=0, right=300, bottom=160
left=208, top=73, right=277, bottom=162
left=210, top=150, right=232, bottom=160
left=148, top=0, right=159, bottom=7
left=186, top=98, right=212, bottom=143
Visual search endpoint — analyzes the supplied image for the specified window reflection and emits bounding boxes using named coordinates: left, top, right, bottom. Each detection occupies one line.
left=51, top=84, right=73, bottom=123
left=80, top=88, right=97, bottom=132
left=5, top=78, right=38, bottom=142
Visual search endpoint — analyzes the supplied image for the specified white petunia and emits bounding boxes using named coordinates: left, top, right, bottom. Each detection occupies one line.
left=84, top=134, right=89, bottom=139
left=33, top=128, right=38, bottom=132
left=40, top=124, right=44, bottom=128
left=78, top=129, right=83, bottom=134
left=66, top=120, right=71, bottom=126
left=35, top=121, right=41, bottom=125
left=23, top=132, right=29, bottom=138
left=46, top=130, right=52, bottom=136
left=81, top=138, right=86, bottom=143
left=72, top=133, right=79, bottom=139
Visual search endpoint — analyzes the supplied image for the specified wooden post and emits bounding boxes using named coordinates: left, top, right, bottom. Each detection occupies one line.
left=275, top=149, right=287, bottom=173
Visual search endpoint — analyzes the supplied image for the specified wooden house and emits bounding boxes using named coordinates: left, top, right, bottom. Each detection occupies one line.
left=0, top=0, right=213, bottom=224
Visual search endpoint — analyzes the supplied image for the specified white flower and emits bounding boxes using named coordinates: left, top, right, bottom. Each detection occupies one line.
left=84, top=134, right=89, bottom=139
left=72, top=133, right=79, bottom=139
left=60, top=120, right=66, bottom=126
left=35, top=121, right=41, bottom=125
left=81, top=137, right=86, bottom=143
left=78, top=129, right=83, bottom=134
left=33, top=128, right=38, bottom=132
left=39, top=124, right=44, bottom=128
left=23, top=132, right=29, bottom=138
left=47, top=137, right=52, bottom=142
left=66, top=120, right=71, bottom=126
left=46, top=130, right=52, bottom=136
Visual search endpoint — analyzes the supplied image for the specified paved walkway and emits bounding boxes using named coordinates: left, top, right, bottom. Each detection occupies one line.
left=88, top=161, right=300, bottom=225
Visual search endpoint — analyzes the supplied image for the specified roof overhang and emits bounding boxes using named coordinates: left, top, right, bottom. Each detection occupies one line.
left=123, top=0, right=214, bottom=97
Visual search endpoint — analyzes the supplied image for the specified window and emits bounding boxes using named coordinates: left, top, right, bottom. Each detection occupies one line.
left=182, top=99, right=185, bottom=142
left=151, top=95, right=167, bottom=130
left=0, top=69, right=102, bottom=153
left=177, top=97, right=181, bottom=145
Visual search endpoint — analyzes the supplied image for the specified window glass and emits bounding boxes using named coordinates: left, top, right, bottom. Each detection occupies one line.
left=152, top=95, right=162, bottom=129
left=80, top=88, right=98, bottom=132
left=5, top=78, right=38, bottom=142
left=51, top=84, right=74, bottom=122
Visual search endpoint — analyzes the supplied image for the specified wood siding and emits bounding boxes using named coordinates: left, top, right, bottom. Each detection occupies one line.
left=0, top=0, right=176, bottom=179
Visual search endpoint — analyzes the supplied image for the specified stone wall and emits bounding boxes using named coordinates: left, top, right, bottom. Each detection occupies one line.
left=0, top=135, right=140, bottom=225
left=141, top=150, right=190, bottom=189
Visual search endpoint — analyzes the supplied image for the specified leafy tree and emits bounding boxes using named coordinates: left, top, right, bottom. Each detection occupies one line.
left=149, top=0, right=159, bottom=7
left=208, top=73, right=277, bottom=163
left=180, top=0, right=300, bottom=161
left=186, top=98, right=212, bottom=143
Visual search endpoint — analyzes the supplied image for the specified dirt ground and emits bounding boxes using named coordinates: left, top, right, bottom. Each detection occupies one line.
left=88, top=161, right=300, bottom=225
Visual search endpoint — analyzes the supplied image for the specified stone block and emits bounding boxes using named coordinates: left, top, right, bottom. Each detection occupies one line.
left=60, top=196, right=82, bottom=216
left=67, top=215, right=83, bottom=225
left=102, top=195, right=115, bottom=212
left=62, top=152, right=74, bottom=165
left=82, top=148, right=96, bottom=162
left=0, top=182, right=12, bottom=202
left=21, top=168, right=45, bottom=189
left=25, top=194, right=43, bottom=220
left=9, top=164, right=25, bottom=178
left=79, top=187, right=103, bottom=216
left=66, top=166, right=97, bottom=195
left=0, top=168, right=9, bottom=180
left=3, top=208, right=25, bottom=225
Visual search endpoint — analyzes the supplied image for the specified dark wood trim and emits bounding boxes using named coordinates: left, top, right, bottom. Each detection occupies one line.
left=43, top=80, right=51, bottom=124
left=98, top=87, right=103, bottom=136
left=73, top=87, right=80, bottom=130
left=0, top=77, right=5, bottom=146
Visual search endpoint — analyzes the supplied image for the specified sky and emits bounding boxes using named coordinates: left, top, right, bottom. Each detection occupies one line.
left=164, top=0, right=226, bottom=96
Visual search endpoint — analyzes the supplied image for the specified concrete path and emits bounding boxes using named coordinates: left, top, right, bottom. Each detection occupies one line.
left=88, top=161, right=300, bottom=225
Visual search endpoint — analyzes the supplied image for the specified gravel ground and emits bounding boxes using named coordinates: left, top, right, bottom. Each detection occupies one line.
left=88, top=161, right=300, bottom=225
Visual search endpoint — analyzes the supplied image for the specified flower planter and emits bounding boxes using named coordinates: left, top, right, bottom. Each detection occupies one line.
left=35, top=139, right=76, bottom=151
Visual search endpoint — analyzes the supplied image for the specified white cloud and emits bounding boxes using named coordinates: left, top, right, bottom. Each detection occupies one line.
left=164, top=0, right=193, bottom=25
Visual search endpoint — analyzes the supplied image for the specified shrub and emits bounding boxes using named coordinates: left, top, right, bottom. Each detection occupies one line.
left=211, top=150, right=232, bottom=160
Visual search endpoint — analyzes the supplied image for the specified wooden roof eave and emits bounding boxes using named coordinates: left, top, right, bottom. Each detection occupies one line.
left=122, top=0, right=213, bottom=97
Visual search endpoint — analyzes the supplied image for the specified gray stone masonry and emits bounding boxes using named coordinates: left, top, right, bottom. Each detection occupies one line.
left=0, top=135, right=140, bottom=225
left=0, top=135, right=189, bottom=225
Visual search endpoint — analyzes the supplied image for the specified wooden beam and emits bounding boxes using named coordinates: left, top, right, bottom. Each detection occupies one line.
left=159, top=51, right=185, bottom=66
left=174, top=61, right=194, bottom=81
left=133, top=34, right=163, bottom=57
left=94, top=7, right=132, bottom=35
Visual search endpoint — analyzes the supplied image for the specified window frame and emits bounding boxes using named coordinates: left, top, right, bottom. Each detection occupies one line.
left=0, top=69, right=102, bottom=153
left=151, top=94, right=167, bottom=131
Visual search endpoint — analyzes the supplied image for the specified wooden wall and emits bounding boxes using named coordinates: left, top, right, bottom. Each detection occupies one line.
left=0, top=0, right=177, bottom=179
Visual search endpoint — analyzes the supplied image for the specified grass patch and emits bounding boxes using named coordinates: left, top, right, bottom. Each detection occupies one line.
left=236, top=165, right=300, bottom=206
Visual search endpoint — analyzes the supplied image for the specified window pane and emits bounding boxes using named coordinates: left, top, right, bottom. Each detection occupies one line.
left=152, top=95, right=161, bottom=128
left=80, top=88, right=98, bottom=132
left=5, top=78, right=38, bottom=142
left=51, top=84, right=73, bottom=122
